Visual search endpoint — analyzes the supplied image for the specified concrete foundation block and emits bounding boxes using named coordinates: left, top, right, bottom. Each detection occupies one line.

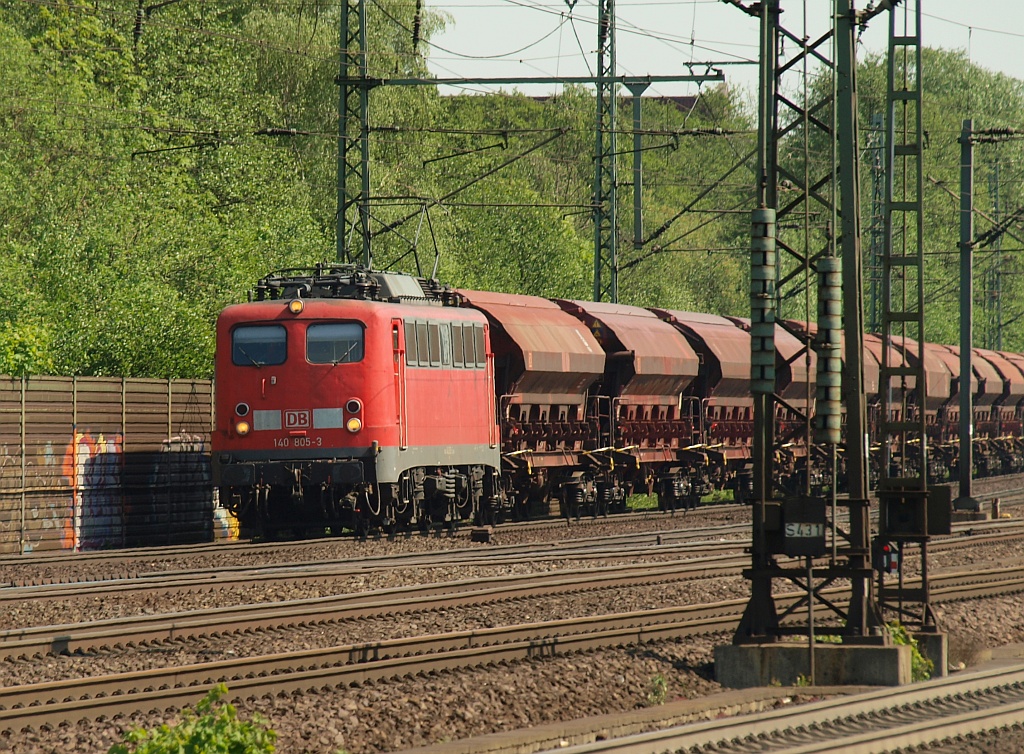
left=914, top=631, right=948, bottom=677
left=715, top=643, right=911, bottom=688
left=469, top=526, right=494, bottom=543
left=951, top=510, right=990, bottom=523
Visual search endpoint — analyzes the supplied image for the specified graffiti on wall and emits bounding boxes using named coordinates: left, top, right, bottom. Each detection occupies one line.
left=65, top=430, right=124, bottom=551
left=0, top=435, right=87, bottom=553
left=4, top=429, right=223, bottom=553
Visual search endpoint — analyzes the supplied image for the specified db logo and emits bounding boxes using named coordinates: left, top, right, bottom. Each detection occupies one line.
left=285, top=410, right=311, bottom=429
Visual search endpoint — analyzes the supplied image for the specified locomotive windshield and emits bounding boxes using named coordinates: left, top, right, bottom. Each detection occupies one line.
left=307, top=322, right=364, bottom=364
left=232, top=325, right=287, bottom=366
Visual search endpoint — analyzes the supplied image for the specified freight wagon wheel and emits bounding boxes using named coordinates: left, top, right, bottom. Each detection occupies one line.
left=560, top=492, right=582, bottom=522
left=509, top=496, right=525, bottom=521
left=477, top=498, right=499, bottom=526
left=656, top=482, right=677, bottom=516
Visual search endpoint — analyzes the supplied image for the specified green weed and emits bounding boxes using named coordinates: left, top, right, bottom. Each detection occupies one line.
left=108, top=684, right=276, bottom=754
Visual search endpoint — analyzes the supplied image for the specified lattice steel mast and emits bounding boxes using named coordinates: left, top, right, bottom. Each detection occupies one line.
left=730, top=0, right=894, bottom=648
left=339, top=0, right=373, bottom=265
left=876, top=1, right=943, bottom=633
left=593, top=0, right=618, bottom=302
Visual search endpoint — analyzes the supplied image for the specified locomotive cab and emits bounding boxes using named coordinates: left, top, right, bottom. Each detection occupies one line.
left=214, top=298, right=383, bottom=537
left=213, top=266, right=502, bottom=538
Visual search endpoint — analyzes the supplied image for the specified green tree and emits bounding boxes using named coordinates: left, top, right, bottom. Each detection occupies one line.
left=857, top=48, right=1024, bottom=349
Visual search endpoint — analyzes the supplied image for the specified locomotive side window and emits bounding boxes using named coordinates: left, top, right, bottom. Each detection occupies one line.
left=439, top=324, right=452, bottom=366
left=404, top=322, right=418, bottom=365
left=473, top=324, right=487, bottom=368
left=452, top=324, right=465, bottom=367
left=232, top=325, right=287, bottom=366
left=401, top=319, right=480, bottom=369
left=427, top=323, right=441, bottom=367
left=307, top=323, right=364, bottom=364
left=416, top=322, right=429, bottom=367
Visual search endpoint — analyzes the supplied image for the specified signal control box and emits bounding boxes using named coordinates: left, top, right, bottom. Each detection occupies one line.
left=878, top=479, right=952, bottom=538
left=761, top=496, right=828, bottom=557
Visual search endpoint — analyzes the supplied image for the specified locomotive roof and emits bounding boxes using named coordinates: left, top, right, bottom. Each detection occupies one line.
left=248, top=264, right=457, bottom=307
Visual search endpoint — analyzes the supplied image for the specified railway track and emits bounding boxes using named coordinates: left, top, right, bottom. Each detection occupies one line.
left=5, top=518, right=1024, bottom=660
left=0, top=554, right=751, bottom=658
left=2, top=564, right=1022, bottom=734
left=523, top=662, right=1024, bottom=754
left=3, top=466, right=1022, bottom=585
left=0, top=507, right=748, bottom=580
left=3, top=514, right=1021, bottom=614
left=0, top=523, right=751, bottom=597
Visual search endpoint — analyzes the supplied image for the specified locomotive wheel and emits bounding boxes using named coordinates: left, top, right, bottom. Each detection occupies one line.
left=475, top=504, right=494, bottom=527
left=353, top=513, right=371, bottom=541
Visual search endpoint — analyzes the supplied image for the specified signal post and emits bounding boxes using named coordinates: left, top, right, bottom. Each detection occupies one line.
left=715, top=0, right=947, bottom=688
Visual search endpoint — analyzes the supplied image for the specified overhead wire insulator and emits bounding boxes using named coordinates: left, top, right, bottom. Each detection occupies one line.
left=814, top=256, right=842, bottom=445
left=750, top=207, right=776, bottom=395
left=412, top=0, right=422, bottom=51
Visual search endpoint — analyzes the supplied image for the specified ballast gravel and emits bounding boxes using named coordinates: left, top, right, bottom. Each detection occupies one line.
left=2, top=506, right=1024, bottom=754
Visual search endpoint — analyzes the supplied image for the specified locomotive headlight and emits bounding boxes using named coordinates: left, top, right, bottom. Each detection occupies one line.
left=288, top=299, right=304, bottom=314
left=346, top=417, right=362, bottom=433
left=235, top=420, right=251, bottom=436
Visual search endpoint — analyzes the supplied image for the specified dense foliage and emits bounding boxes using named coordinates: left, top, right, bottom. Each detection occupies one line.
left=1, top=2, right=1022, bottom=378
left=857, top=48, right=1024, bottom=351
left=108, top=684, right=276, bottom=753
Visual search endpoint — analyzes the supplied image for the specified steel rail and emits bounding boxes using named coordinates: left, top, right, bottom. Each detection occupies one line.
left=535, top=664, right=1024, bottom=754
left=0, top=523, right=751, bottom=591
left=2, top=464, right=1021, bottom=576
left=4, top=538, right=1024, bottom=660
left=0, top=539, right=749, bottom=596
left=0, top=508, right=750, bottom=571
left=0, top=553, right=751, bottom=658
left=5, top=511, right=1023, bottom=602
left=0, top=610, right=745, bottom=731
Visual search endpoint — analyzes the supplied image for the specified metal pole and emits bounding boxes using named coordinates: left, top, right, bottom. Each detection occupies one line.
left=358, top=0, right=371, bottom=268
left=752, top=0, right=778, bottom=504
left=20, top=378, right=26, bottom=555
left=337, top=1, right=349, bottom=263
left=626, top=83, right=650, bottom=252
left=730, top=0, right=780, bottom=645
left=807, top=555, right=815, bottom=684
left=957, top=119, right=978, bottom=511
left=835, top=0, right=871, bottom=636
left=338, top=0, right=372, bottom=266
left=994, top=160, right=1003, bottom=351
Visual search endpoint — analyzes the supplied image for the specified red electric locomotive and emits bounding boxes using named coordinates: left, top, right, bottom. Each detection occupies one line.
left=212, top=265, right=502, bottom=537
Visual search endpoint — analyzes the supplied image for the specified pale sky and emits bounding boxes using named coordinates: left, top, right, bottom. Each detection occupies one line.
left=425, top=0, right=1024, bottom=97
